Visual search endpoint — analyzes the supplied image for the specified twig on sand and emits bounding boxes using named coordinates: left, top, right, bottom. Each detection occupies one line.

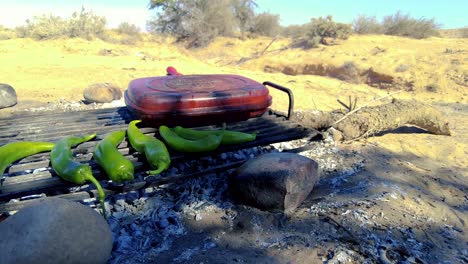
left=337, top=96, right=359, bottom=112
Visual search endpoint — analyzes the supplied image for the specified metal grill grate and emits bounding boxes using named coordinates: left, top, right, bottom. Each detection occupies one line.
left=0, top=107, right=318, bottom=212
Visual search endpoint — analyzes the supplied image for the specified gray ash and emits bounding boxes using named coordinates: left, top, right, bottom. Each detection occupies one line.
left=104, top=135, right=365, bottom=263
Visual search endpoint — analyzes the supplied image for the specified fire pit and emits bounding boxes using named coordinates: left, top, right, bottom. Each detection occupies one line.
left=0, top=102, right=374, bottom=263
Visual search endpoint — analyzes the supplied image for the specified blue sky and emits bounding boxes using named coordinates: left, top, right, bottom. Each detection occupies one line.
left=0, top=0, right=466, bottom=30
left=256, top=0, right=467, bottom=29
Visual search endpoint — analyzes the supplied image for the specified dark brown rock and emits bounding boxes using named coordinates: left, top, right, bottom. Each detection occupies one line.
left=0, top=83, right=17, bottom=109
left=83, top=83, right=122, bottom=103
left=229, top=152, right=320, bottom=213
left=0, top=197, right=112, bottom=264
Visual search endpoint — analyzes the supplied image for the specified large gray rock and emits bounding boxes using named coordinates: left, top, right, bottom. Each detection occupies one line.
left=83, top=83, right=122, bottom=103
left=0, top=197, right=112, bottom=264
left=0, top=83, right=17, bottom=109
left=229, top=152, right=319, bottom=213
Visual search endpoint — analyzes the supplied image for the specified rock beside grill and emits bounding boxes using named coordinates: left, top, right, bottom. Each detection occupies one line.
left=229, top=152, right=320, bottom=213
left=83, top=82, right=122, bottom=103
left=0, top=83, right=17, bottom=109
left=0, top=197, right=112, bottom=264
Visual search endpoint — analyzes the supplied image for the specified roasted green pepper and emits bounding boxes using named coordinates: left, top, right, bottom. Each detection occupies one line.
left=0, top=141, right=55, bottom=190
left=173, top=126, right=257, bottom=145
left=94, top=130, right=134, bottom=183
left=50, top=133, right=106, bottom=217
left=159, top=125, right=222, bottom=153
left=127, top=120, right=171, bottom=175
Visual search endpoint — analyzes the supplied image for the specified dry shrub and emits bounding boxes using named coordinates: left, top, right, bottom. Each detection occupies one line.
left=462, top=27, right=468, bottom=38
left=382, top=11, right=440, bottom=39
left=335, top=61, right=361, bottom=83
left=119, top=36, right=138, bottom=45
left=148, top=0, right=246, bottom=48
left=15, top=15, right=69, bottom=39
left=67, top=7, right=107, bottom=40
left=288, top=38, right=319, bottom=50
left=281, top=24, right=308, bottom=38
left=351, top=12, right=440, bottom=39
left=0, top=25, right=16, bottom=40
left=15, top=7, right=107, bottom=40
left=113, top=22, right=142, bottom=45
left=116, top=22, right=141, bottom=37
left=352, top=15, right=383, bottom=34
left=251, top=12, right=280, bottom=37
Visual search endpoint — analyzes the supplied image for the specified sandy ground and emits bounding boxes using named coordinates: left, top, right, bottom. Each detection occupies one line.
left=140, top=102, right=467, bottom=263
left=0, top=35, right=467, bottom=263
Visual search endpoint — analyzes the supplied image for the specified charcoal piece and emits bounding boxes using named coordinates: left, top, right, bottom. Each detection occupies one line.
left=229, top=152, right=319, bottom=213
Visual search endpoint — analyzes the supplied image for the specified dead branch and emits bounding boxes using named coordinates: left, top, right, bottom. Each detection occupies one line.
left=337, top=99, right=350, bottom=111
left=236, top=37, right=278, bottom=65
left=292, top=99, right=451, bottom=141
left=333, top=99, right=451, bottom=140
left=259, top=37, right=278, bottom=57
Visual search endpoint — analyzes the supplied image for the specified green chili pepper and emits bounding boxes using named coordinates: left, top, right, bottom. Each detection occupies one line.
left=50, top=133, right=106, bottom=218
left=173, top=126, right=257, bottom=145
left=94, top=130, right=134, bottom=183
left=159, top=125, right=222, bottom=153
left=127, top=120, right=171, bottom=175
left=0, top=141, right=55, bottom=190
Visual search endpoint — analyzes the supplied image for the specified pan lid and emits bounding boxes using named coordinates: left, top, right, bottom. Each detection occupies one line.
left=125, top=74, right=272, bottom=115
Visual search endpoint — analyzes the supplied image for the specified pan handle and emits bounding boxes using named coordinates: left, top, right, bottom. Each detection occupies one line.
left=262, top=81, right=294, bottom=120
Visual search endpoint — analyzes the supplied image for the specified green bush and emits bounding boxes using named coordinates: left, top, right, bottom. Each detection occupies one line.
left=382, top=11, right=440, bottom=39
left=306, top=16, right=352, bottom=46
left=250, top=12, right=280, bottom=37
left=308, top=16, right=352, bottom=40
left=15, top=7, right=107, bottom=40
left=352, top=15, right=383, bottom=34
left=285, top=16, right=351, bottom=49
